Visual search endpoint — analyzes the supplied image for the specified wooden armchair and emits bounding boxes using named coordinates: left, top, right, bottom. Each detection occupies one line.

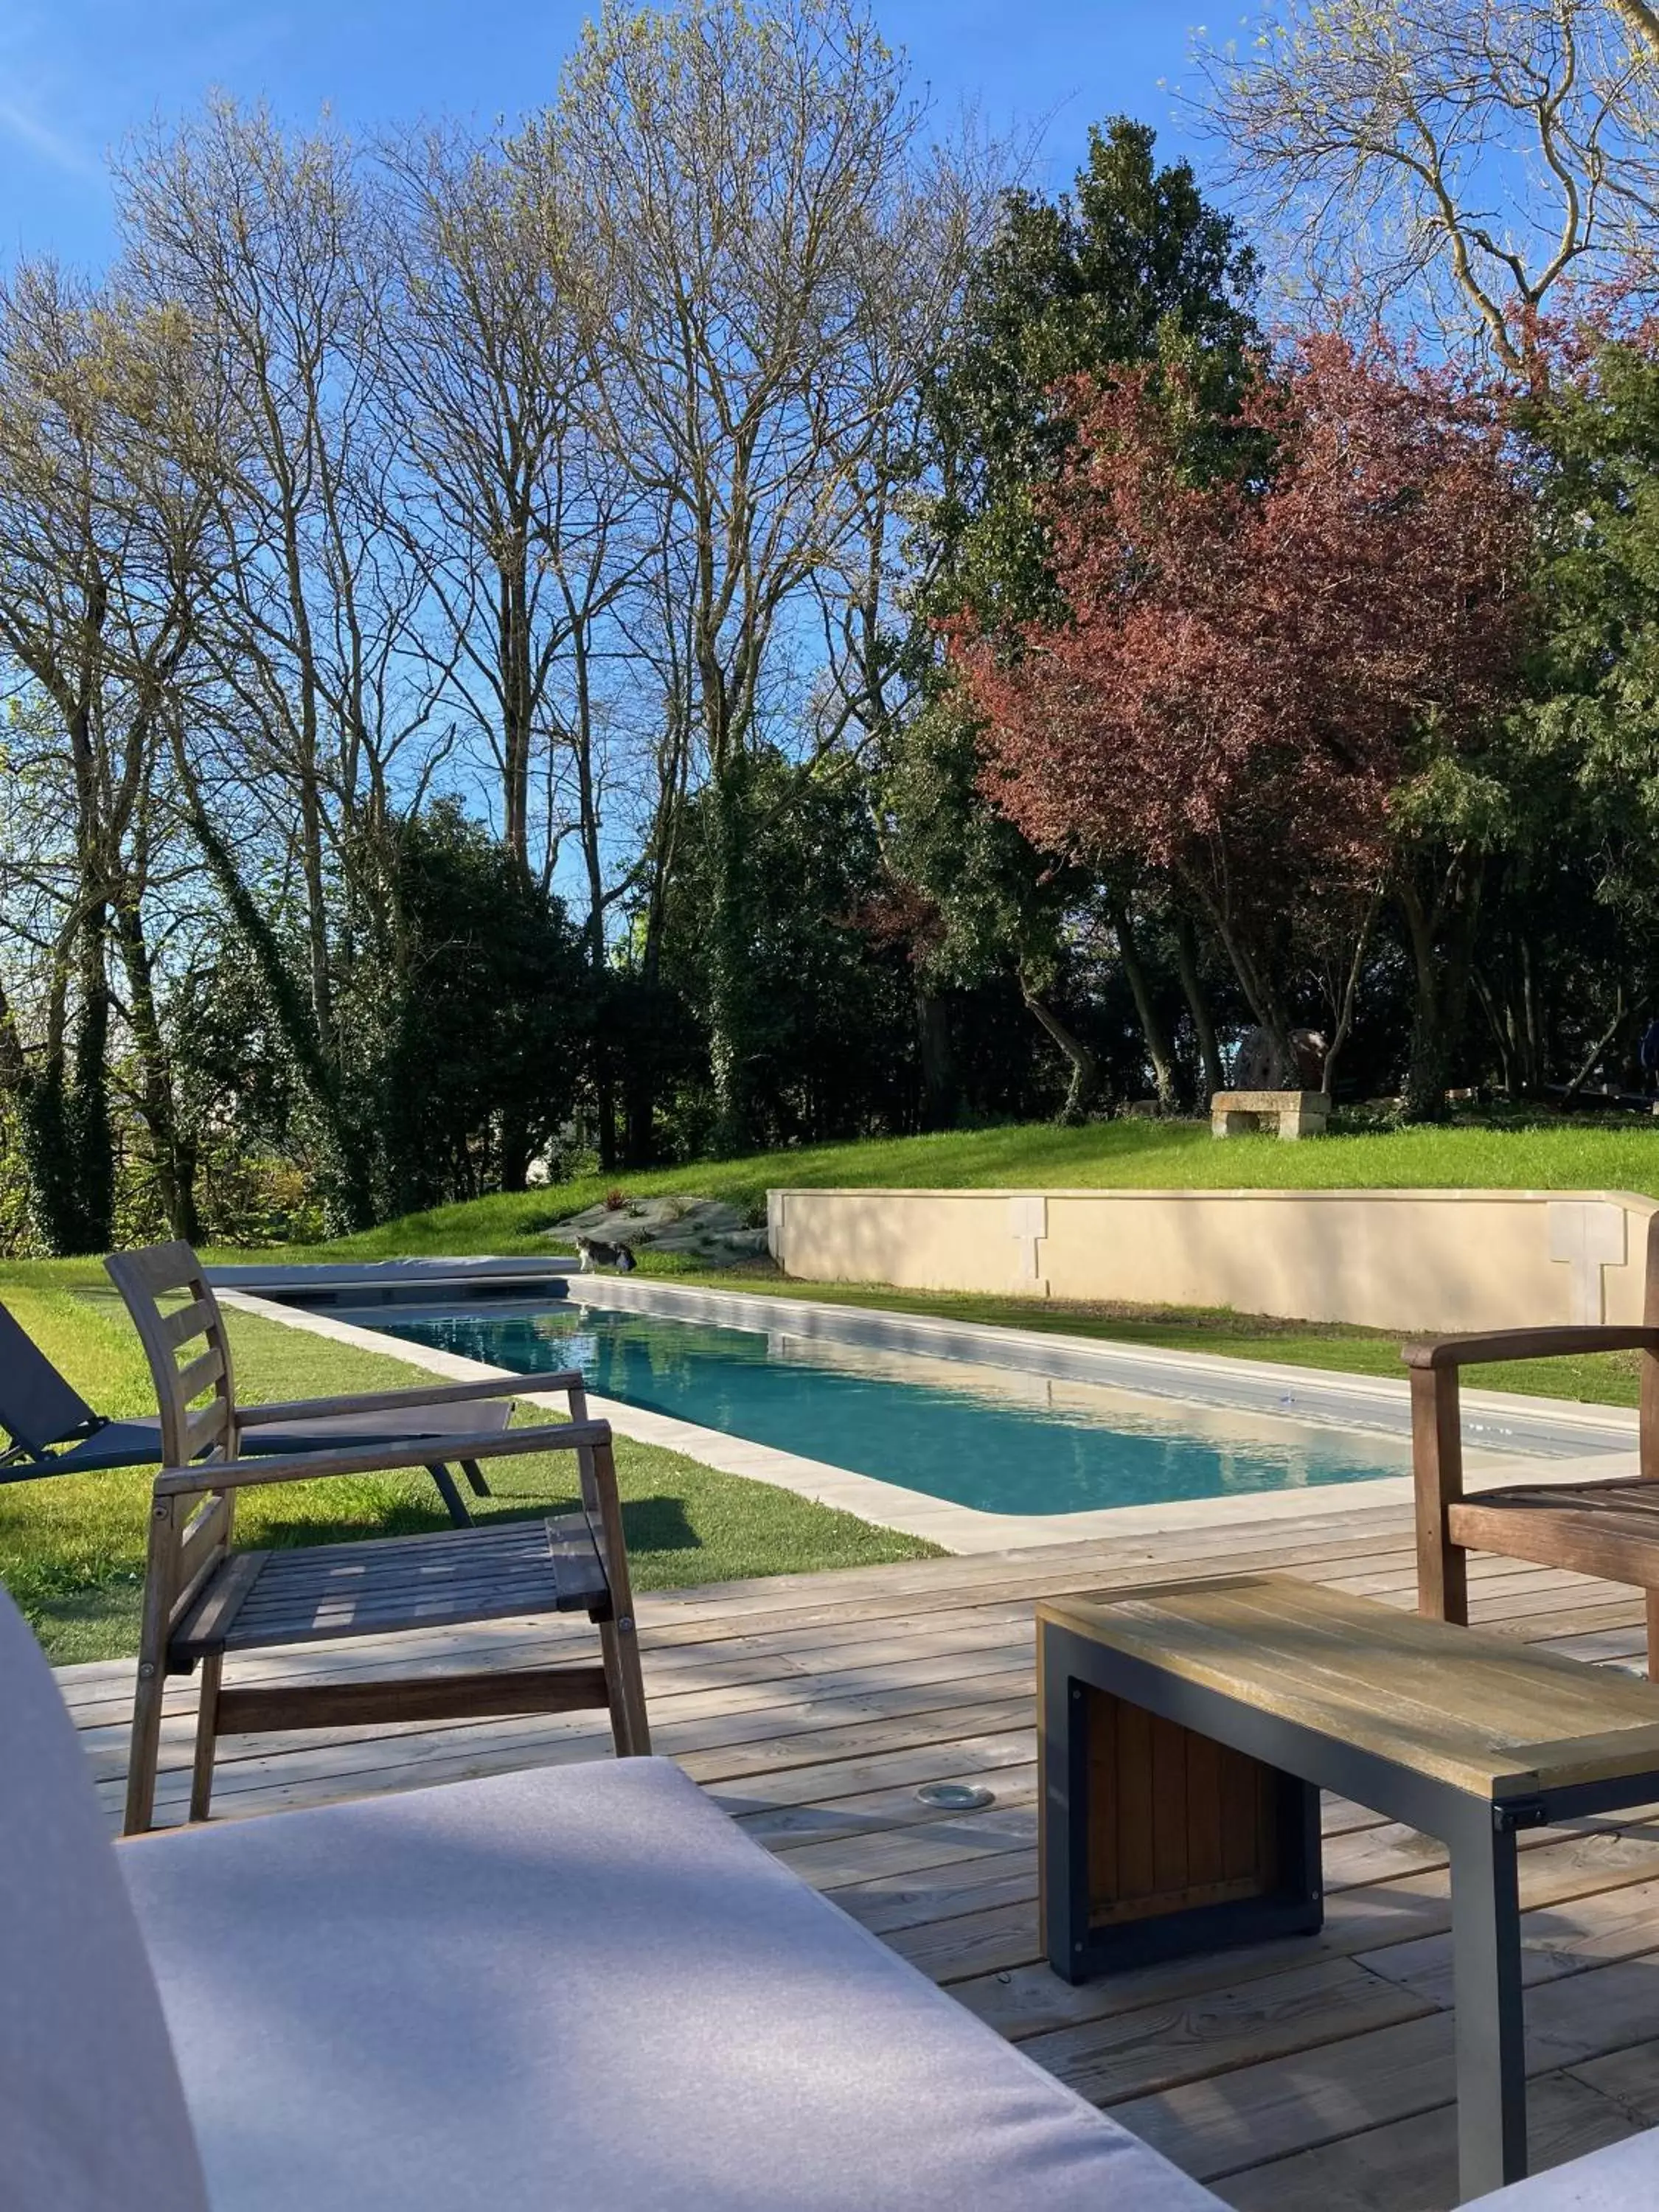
left=108, top=1242, right=649, bottom=1834
left=1408, top=1215, right=1659, bottom=1675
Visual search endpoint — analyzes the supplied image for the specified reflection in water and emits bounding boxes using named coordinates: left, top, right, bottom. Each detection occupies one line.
left=370, top=1301, right=1422, bottom=1518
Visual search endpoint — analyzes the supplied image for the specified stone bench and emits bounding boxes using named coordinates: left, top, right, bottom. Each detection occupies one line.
left=1211, top=1088, right=1330, bottom=1140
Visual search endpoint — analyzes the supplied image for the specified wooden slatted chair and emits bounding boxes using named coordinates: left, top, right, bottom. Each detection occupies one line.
left=107, top=1241, right=649, bottom=1835
left=1408, top=1210, right=1659, bottom=1674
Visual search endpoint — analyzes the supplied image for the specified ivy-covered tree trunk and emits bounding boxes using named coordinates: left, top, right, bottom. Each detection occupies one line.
left=13, top=978, right=116, bottom=1256
left=706, top=761, right=757, bottom=1157
left=179, top=762, right=377, bottom=1232
left=114, top=891, right=202, bottom=1244
left=0, top=914, right=114, bottom=1258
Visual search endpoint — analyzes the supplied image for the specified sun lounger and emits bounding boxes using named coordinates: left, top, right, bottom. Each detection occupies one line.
left=0, top=1292, right=509, bottom=1527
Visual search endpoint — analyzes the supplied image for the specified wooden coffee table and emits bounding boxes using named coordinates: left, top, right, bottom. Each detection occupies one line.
left=1037, top=1573, right=1659, bottom=2203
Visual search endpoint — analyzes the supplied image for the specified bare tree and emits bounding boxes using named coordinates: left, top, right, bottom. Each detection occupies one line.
left=117, top=101, right=446, bottom=1223
left=0, top=264, right=212, bottom=1247
left=515, top=0, right=982, bottom=1150
left=1197, top=0, right=1659, bottom=366
left=380, top=129, right=637, bottom=884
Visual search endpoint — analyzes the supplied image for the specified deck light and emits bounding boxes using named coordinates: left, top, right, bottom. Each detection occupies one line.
left=915, top=1782, right=995, bottom=1810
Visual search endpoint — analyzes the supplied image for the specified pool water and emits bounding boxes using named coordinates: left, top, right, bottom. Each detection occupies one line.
left=369, top=1302, right=1422, bottom=1517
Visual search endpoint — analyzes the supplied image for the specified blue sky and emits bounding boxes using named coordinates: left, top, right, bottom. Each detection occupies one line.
left=0, top=1, right=1229, bottom=272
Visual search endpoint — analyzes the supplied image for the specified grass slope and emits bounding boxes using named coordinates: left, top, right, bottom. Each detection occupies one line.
left=0, top=1262, right=936, bottom=1665
left=270, top=1116, right=1659, bottom=1263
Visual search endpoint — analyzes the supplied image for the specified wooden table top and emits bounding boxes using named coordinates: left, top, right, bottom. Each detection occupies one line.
left=1040, top=1574, right=1659, bottom=1801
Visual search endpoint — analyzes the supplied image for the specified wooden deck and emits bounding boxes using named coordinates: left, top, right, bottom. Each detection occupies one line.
left=63, top=1498, right=1659, bottom=2211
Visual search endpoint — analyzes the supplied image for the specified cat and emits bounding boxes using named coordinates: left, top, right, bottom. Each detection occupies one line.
left=574, top=1234, right=637, bottom=1273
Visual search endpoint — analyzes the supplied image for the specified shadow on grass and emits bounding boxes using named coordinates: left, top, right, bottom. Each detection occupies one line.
left=247, top=1486, right=701, bottom=1559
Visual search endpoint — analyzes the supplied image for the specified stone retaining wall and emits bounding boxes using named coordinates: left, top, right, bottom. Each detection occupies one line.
left=765, top=1186, right=1658, bottom=1333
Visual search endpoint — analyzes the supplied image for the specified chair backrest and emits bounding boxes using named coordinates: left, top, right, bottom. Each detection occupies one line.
left=0, top=1298, right=102, bottom=1457
left=104, top=1242, right=239, bottom=1468
left=0, top=1587, right=210, bottom=2211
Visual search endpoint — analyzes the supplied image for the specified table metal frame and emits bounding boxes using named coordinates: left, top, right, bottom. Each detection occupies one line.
left=1040, top=1614, right=1659, bottom=2204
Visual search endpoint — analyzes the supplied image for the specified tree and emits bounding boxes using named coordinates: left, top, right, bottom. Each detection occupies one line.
left=887, top=119, right=1261, bottom=1115
left=119, top=101, right=443, bottom=1227
left=1197, top=1, right=1659, bottom=369
left=0, top=266, right=209, bottom=1250
left=340, top=800, right=588, bottom=1214
left=379, top=125, right=655, bottom=1175
left=1514, top=315, right=1659, bottom=980
left=660, top=751, right=915, bottom=1144
left=518, top=0, right=978, bottom=1153
left=918, top=119, right=1260, bottom=630
left=953, top=338, right=1532, bottom=1110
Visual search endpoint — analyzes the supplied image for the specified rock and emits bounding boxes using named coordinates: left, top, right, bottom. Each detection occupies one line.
left=544, top=1194, right=769, bottom=1267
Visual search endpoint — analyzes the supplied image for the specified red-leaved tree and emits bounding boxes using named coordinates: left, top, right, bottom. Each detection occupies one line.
left=952, top=335, right=1532, bottom=1095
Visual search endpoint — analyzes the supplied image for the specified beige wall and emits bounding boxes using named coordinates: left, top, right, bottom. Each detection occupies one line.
left=766, top=1186, right=1659, bottom=1334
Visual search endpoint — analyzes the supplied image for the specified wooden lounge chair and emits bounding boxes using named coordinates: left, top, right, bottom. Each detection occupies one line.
left=1408, top=1212, right=1659, bottom=1674
left=0, top=1293, right=506, bottom=1528
left=107, top=1241, right=649, bottom=1834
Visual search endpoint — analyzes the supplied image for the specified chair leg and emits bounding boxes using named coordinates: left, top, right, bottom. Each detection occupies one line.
left=125, top=1655, right=170, bottom=1837
left=1411, top=1367, right=1468, bottom=1626
left=1646, top=1590, right=1659, bottom=1684
left=125, top=1494, right=180, bottom=1837
left=461, top=1458, right=492, bottom=1498
left=426, top=1461, right=473, bottom=1527
left=189, top=1652, right=223, bottom=1823
left=599, top=1611, right=651, bottom=1757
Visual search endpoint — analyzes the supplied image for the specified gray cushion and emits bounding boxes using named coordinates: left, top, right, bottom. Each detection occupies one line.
left=0, top=1593, right=209, bottom=2212
left=122, top=1756, right=1225, bottom=2212
left=1470, top=2129, right=1659, bottom=2206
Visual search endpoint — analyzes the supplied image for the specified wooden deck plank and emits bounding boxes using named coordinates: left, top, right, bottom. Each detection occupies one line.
left=56, top=1500, right=1659, bottom=2211
left=1110, top=1952, right=1659, bottom=2182
left=1220, top=2073, right=1640, bottom=2212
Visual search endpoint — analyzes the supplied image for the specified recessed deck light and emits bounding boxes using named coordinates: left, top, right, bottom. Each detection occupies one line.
left=916, top=1782, right=995, bottom=1811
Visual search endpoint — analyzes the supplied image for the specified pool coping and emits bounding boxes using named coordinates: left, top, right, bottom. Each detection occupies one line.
left=219, top=1276, right=1642, bottom=1557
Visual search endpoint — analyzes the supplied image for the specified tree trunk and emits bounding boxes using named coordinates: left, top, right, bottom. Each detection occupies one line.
left=1178, top=865, right=1297, bottom=1084
left=1560, top=992, right=1643, bottom=1110
left=58, top=906, right=116, bottom=1254
left=1172, top=908, right=1225, bottom=1099
left=1397, top=864, right=1482, bottom=1121
left=1111, top=901, right=1180, bottom=1110
left=1319, top=885, right=1381, bottom=1098
left=706, top=762, right=755, bottom=1157
left=113, top=889, right=203, bottom=1244
left=0, top=970, right=106, bottom=1256
left=1020, top=980, right=1102, bottom=1124
left=180, top=765, right=375, bottom=1230
left=914, top=986, right=958, bottom=1130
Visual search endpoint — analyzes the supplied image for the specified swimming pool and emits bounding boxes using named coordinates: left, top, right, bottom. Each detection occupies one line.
left=367, top=1299, right=1436, bottom=1517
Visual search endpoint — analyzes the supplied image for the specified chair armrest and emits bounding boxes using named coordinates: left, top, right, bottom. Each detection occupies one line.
left=155, top=1417, right=611, bottom=1494
left=1403, top=1327, right=1659, bottom=1373
left=235, top=1373, right=585, bottom=1425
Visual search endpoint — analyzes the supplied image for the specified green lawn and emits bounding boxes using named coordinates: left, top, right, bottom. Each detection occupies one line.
left=256, top=1113, right=1659, bottom=1264
left=10, top=1113, right=1658, bottom=1666
left=0, top=1261, right=937, bottom=1666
